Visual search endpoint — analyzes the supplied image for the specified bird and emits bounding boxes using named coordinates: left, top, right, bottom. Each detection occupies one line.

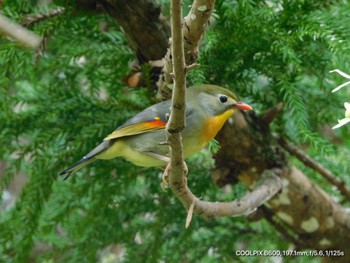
left=59, top=84, right=253, bottom=180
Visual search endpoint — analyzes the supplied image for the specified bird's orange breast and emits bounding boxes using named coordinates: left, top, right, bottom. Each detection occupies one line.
left=201, top=109, right=235, bottom=143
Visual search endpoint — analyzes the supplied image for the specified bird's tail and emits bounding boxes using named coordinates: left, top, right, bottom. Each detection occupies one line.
left=59, top=140, right=113, bottom=180
left=59, top=157, right=96, bottom=180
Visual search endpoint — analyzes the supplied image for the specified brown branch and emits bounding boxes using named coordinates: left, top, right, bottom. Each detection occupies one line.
left=262, top=207, right=306, bottom=248
left=278, top=138, right=350, bottom=201
left=99, top=0, right=170, bottom=63
left=22, top=7, right=65, bottom=28
left=167, top=0, right=283, bottom=225
left=156, top=0, right=216, bottom=99
left=183, top=0, right=216, bottom=64
left=167, top=0, right=187, bottom=192
left=177, top=169, right=283, bottom=220
left=97, top=0, right=214, bottom=93
left=0, top=14, right=41, bottom=49
left=215, top=112, right=350, bottom=257
left=261, top=102, right=284, bottom=124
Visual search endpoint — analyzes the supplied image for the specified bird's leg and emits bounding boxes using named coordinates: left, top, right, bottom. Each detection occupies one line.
left=162, top=161, right=188, bottom=191
left=145, top=152, right=188, bottom=190
left=163, top=161, right=188, bottom=180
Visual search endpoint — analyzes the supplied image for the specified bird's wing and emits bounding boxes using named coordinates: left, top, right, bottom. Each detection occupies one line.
left=103, top=100, right=171, bottom=141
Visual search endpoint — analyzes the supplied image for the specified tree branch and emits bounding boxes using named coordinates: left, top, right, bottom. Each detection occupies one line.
left=156, top=0, right=216, bottom=99
left=167, top=0, right=187, bottom=192
left=98, top=0, right=170, bottom=63
left=22, top=7, right=65, bottom=28
left=214, top=113, right=350, bottom=257
left=167, top=1, right=282, bottom=224
left=193, top=168, right=283, bottom=217
left=0, top=14, right=41, bottom=49
left=175, top=169, right=283, bottom=220
left=278, top=138, right=350, bottom=201
left=261, top=102, right=284, bottom=124
left=183, top=0, right=215, bottom=64
left=261, top=207, right=306, bottom=248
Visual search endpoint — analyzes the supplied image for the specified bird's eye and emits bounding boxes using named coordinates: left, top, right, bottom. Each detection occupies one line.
left=219, top=95, right=228, bottom=103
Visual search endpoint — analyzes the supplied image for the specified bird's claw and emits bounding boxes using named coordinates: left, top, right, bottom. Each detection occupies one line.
left=161, top=161, right=188, bottom=191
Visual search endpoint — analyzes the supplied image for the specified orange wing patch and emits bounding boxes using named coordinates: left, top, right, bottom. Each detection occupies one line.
left=103, top=117, right=166, bottom=141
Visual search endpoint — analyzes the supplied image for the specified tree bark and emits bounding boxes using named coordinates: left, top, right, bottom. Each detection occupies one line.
left=98, top=0, right=170, bottom=63
left=214, top=112, right=350, bottom=262
left=167, top=0, right=187, bottom=194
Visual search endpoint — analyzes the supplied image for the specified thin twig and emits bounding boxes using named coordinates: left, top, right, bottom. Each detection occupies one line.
left=278, top=138, right=350, bottom=201
left=185, top=63, right=200, bottom=72
left=22, top=7, right=65, bottom=28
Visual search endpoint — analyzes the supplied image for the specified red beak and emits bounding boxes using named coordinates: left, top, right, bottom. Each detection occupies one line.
left=235, top=102, right=253, bottom=111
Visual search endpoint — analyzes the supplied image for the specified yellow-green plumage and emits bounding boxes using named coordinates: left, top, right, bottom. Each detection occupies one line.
left=59, top=85, right=252, bottom=178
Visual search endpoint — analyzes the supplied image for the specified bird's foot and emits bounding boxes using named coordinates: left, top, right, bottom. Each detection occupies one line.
left=143, top=152, right=188, bottom=190
left=161, top=161, right=188, bottom=191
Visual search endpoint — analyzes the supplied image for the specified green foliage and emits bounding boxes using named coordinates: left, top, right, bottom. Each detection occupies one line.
left=1, top=0, right=350, bottom=262
left=208, top=139, right=221, bottom=155
left=199, top=0, right=348, bottom=152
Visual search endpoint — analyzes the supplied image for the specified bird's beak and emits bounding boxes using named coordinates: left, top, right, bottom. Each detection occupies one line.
left=234, top=102, right=253, bottom=111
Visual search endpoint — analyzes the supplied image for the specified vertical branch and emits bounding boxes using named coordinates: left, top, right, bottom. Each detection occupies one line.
left=165, top=1, right=282, bottom=224
left=167, top=0, right=187, bottom=193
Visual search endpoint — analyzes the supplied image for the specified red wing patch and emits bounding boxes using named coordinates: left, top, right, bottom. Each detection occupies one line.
left=146, top=117, right=167, bottom=128
left=103, top=117, right=166, bottom=141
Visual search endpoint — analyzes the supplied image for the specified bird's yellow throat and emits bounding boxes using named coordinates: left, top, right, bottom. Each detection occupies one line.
left=202, top=109, right=235, bottom=143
